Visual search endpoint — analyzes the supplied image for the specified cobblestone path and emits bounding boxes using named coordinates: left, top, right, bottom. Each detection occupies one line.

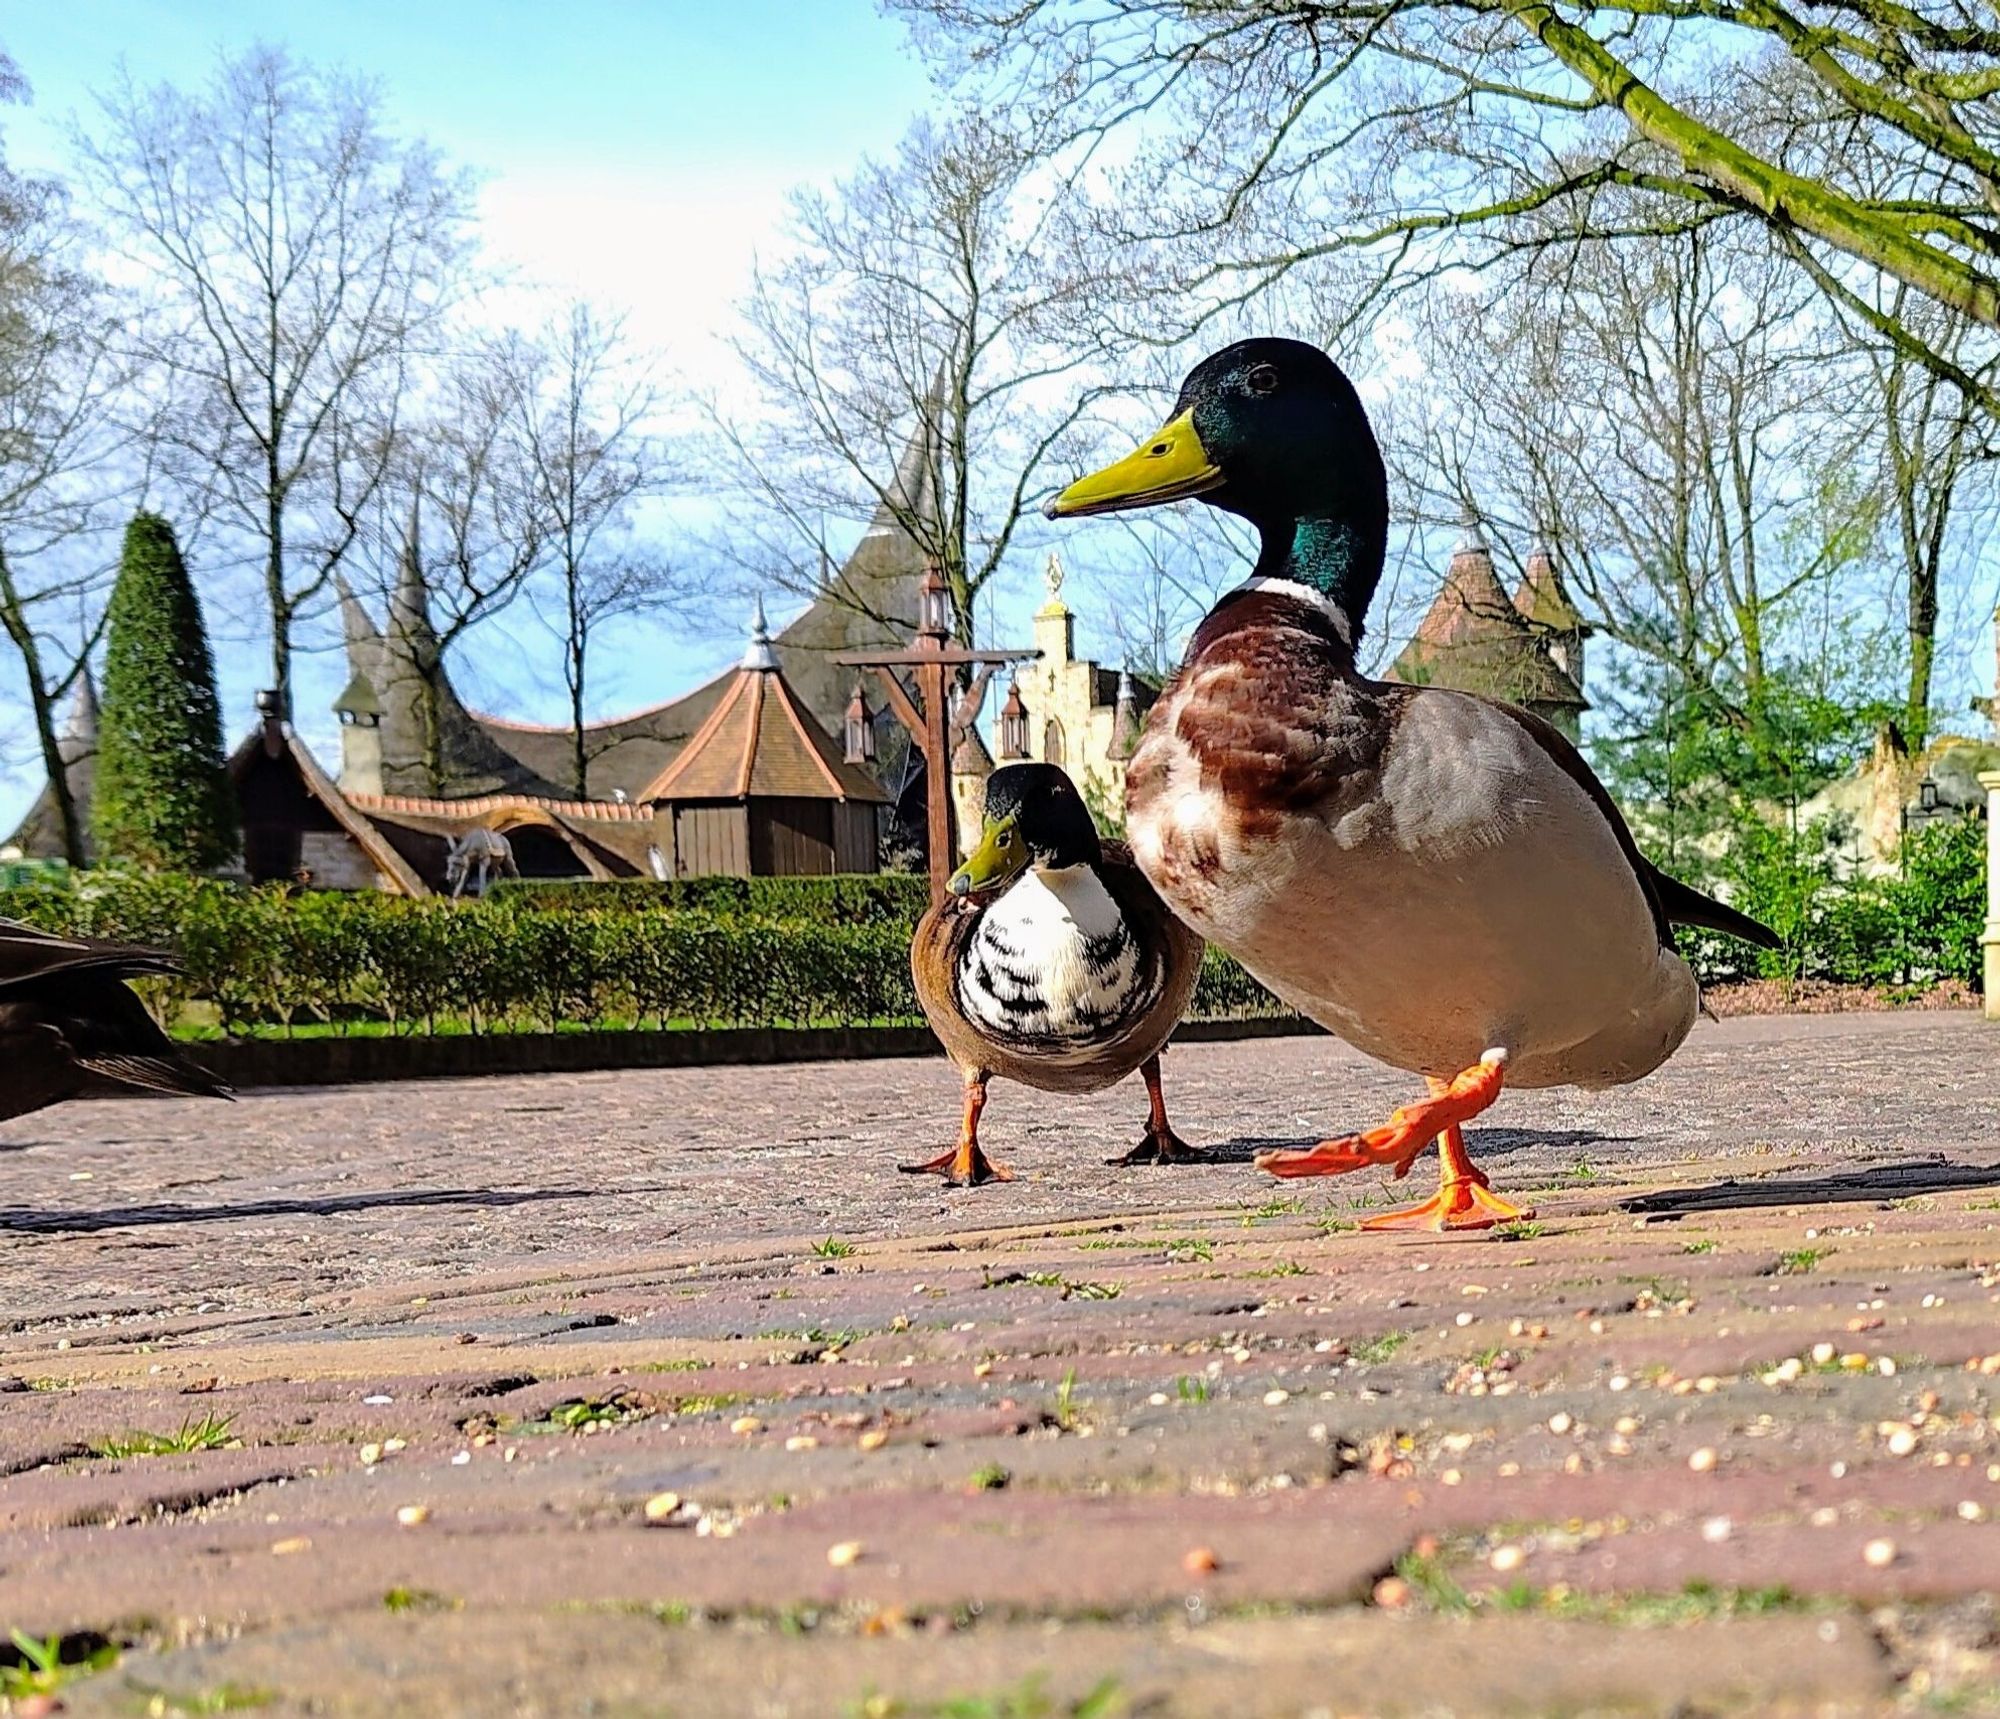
left=2, top=1013, right=1997, bottom=1716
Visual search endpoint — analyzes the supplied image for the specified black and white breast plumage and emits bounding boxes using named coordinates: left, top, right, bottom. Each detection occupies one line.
left=910, top=843, right=1204, bottom=1096
left=957, top=865, right=1152, bottom=1046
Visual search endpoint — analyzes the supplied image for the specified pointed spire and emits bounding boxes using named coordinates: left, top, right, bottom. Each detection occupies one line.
left=868, top=361, right=948, bottom=540
left=1110, top=669, right=1143, bottom=761
left=741, top=594, right=778, bottom=671
left=1512, top=525, right=1588, bottom=637
left=1452, top=506, right=1490, bottom=561
left=335, top=570, right=383, bottom=651
left=1441, top=503, right=1509, bottom=623
left=393, top=493, right=426, bottom=615
left=388, top=491, right=441, bottom=660
left=55, top=667, right=98, bottom=767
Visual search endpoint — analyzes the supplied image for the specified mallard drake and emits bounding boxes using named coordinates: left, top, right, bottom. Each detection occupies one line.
left=0, top=920, right=234, bottom=1124
left=906, top=762, right=1204, bottom=1186
left=1046, top=338, right=1777, bottom=1230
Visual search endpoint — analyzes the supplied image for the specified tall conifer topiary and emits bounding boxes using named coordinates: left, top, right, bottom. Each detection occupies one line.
left=93, top=512, right=239, bottom=871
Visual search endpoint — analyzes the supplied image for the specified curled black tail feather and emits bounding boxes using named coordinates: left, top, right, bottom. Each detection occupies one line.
left=1648, top=867, right=1782, bottom=950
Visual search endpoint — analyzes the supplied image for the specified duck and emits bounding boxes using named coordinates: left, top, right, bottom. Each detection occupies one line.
left=1, top=920, right=234, bottom=1124
left=1045, top=337, right=1777, bottom=1230
left=905, top=761, right=1204, bottom=1186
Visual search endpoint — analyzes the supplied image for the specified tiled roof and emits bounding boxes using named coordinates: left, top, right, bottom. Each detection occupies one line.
left=640, top=661, right=890, bottom=805
left=1388, top=531, right=1584, bottom=711
left=1512, top=541, right=1589, bottom=636
left=346, top=793, right=654, bottom=822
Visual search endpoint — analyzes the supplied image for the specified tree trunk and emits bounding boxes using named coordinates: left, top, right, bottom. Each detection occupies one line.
left=1907, top=564, right=1940, bottom=748
left=418, top=668, right=444, bottom=793
left=568, top=635, right=588, bottom=801
left=0, top=549, right=86, bottom=867
left=267, top=477, right=290, bottom=716
left=21, top=650, right=83, bottom=867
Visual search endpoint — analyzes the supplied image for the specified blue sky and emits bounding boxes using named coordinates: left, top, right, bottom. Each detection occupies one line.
left=0, top=2, right=951, bottom=830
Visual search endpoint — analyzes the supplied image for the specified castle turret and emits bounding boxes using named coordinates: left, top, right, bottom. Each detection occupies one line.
left=1387, top=506, right=1587, bottom=742
left=1033, top=550, right=1075, bottom=666
left=1109, top=670, right=1143, bottom=761
left=334, top=669, right=385, bottom=796
left=1512, top=531, right=1591, bottom=696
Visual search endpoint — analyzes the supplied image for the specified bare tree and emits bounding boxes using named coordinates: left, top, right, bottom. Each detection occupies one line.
left=368, top=331, right=551, bottom=787
left=0, top=76, right=127, bottom=864
left=1383, top=214, right=1880, bottom=772
left=75, top=46, right=475, bottom=713
left=898, top=0, right=2000, bottom=404
left=715, top=112, right=1114, bottom=645
left=511, top=303, right=675, bottom=798
left=1851, top=285, right=1997, bottom=743
left=1070, top=510, right=1248, bottom=681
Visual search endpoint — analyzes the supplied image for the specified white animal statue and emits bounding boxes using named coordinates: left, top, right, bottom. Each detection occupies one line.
left=446, top=827, right=519, bottom=898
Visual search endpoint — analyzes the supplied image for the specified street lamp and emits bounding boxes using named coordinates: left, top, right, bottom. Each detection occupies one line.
left=998, top=679, right=1030, bottom=761
left=1920, top=775, right=1939, bottom=812
left=843, top=680, right=876, bottom=766
left=917, top=562, right=953, bottom=640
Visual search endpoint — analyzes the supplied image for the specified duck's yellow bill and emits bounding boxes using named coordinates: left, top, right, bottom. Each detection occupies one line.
left=1044, top=410, right=1223, bottom=518
left=949, top=815, right=1027, bottom=898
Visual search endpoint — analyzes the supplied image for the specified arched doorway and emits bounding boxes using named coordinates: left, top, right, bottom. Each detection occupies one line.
left=1042, top=718, right=1066, bottom=767
left=502, top=822, right=590, bottom=879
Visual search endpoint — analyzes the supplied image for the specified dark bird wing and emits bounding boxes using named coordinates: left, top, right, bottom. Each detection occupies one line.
left=40, top=976, right=234, bottom=1101
left=0, top=1014, right=83, bottom=1123
left=1477, top=704, right=1779, bottom=951
left=0, top=919, right=183, bottom=994
left=0, top=925, right=231, bottom=1119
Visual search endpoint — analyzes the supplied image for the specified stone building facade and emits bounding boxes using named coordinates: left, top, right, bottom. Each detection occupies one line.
left=943, top=553, right=1153, bottom=850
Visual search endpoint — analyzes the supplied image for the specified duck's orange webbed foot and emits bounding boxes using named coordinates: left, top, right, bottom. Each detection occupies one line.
left=1254, top=1055, right=1508, bottom=1182
left=899, top=1141, right=1014, bottom=1186
left=900, top=1072, right=1013, bottom=1187
left=1358, top=1122, right=1534, bottom=1233
left=1107, top=1054, right=1207, bottom=1166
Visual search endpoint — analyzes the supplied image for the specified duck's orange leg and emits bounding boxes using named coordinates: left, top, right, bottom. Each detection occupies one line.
left=1255, top=1053, right=1531, bottom=1233
left=901, top=1069, right=1014, bottom=1187
left=1108, top=1055, right=1206, bottom=1166
left=1359, top=1119, right=1533, bottom=1232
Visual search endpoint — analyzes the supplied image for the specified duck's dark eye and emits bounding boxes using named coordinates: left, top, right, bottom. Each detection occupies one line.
left=1247, top=364, right=1279, bottom=395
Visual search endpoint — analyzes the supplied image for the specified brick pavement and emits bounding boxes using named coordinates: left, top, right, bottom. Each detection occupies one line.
left=1, top=1012, right=1998, bottom=1716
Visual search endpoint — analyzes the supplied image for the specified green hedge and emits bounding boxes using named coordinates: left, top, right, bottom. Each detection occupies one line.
left=0, top=872, right=1292, bottom=1038
left=487, top=873, right=931, bottom=924
left=8, top=816, right=1974, bottom=1043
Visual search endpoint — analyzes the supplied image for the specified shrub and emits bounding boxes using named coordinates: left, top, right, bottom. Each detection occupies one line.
left=489, top=873, right=930, bottom=925
left=0, top=877, right=1036, bottom=1035
left=1679, top=810, right=1985, bottom=992
left=93, top=513, right=239, bottom=871
left=2, top=811, right=1981, bottom=1042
